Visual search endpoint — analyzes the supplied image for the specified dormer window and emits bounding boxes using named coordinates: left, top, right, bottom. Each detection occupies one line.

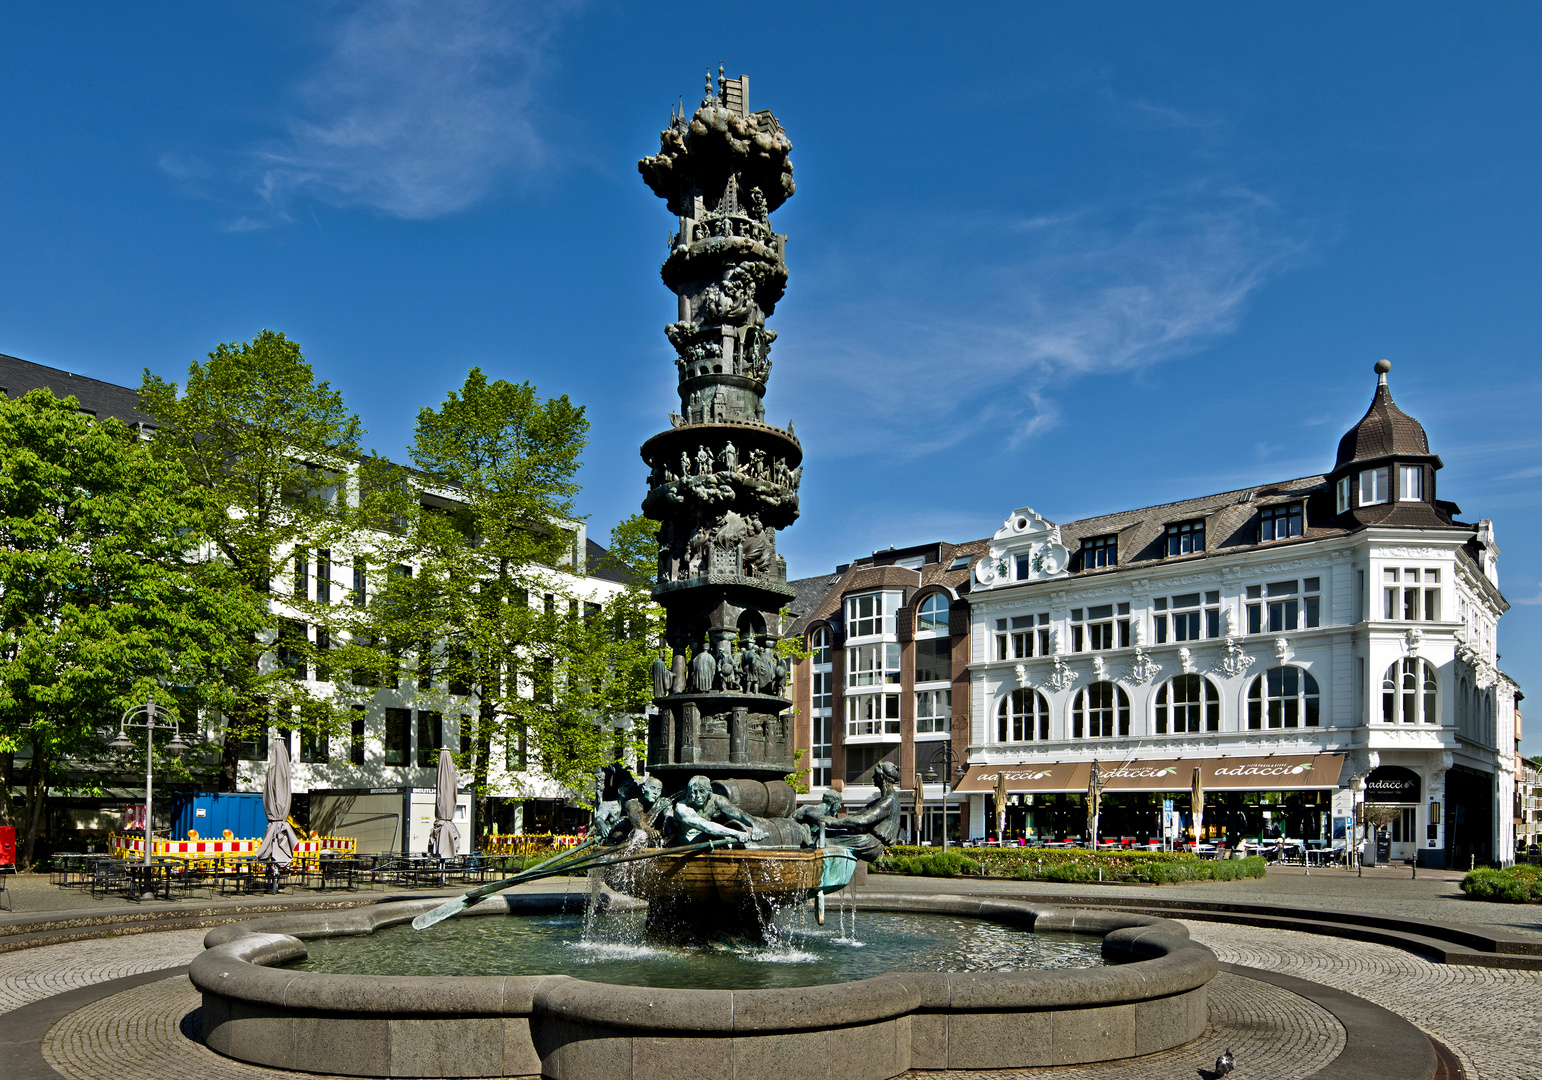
left=1082, top=535, right=1117, bottom=569
left=1166, top=520, right=1204, bottom=556
left=1399, top=465, right=1423, bottom=500
left=1336, top=476, right=1351, bottom=514
left=1259, top=503, right=1303, bottom=541
left=1359, top=467, right=1389, bottom=506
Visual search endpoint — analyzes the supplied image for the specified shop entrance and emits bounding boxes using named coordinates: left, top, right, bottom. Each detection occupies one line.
left=1445, top=765, right=1494, bottom=869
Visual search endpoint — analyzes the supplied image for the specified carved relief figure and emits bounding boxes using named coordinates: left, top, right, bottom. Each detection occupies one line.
left=719, top=441, right=737, bottom=471
left=695, top=446, right=713, bottom=476
left=671, top=649, right=688, bottom=694
left=652, top=654, right=670, bottom=699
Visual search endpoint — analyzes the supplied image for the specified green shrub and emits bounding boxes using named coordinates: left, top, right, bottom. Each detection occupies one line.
left=873, top=845, right=1266, bottom=885
left=1462, top=865, right=1542, bottom=904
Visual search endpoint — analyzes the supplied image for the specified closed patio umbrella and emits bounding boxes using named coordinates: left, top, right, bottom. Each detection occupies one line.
left=256, top=736, right=297, bottom=892
left=1086, top=760, right=1103, bottom=846
left=994, top=770, right=1008, bottom=843
left=428, top=748, right=461, bottom=862
left=1190, top=767, right=1205, bottom=846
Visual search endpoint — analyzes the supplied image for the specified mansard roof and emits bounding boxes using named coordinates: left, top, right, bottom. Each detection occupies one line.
left=1334, top=359, right=1437, bottom=471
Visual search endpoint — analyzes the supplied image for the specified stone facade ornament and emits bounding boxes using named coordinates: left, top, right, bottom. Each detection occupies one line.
left=1215, top=636, right=1254, bottom=679
left=1092, top=656, right=1107, bottom=682
left=1178, top=647, right=1195, bottom=675
left=1048, top=653, right=1079, bottom=693
left=1127, top=647, right=1161, bottom=685
left=1404, top=627, right=1423, bottom=656
left=1014, top=663, right=1031, bottom=689
left=1274, top=637, right=1290, bottom=663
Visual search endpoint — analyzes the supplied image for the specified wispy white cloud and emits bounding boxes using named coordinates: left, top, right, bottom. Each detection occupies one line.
left=1513, top=582, right=1542, bottom=606
left=169, top=0, right=578, bottom=226
left=782, top=180, right=1309, bottom=457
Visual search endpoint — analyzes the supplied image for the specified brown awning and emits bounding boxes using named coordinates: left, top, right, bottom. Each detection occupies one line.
left=954, top=762, right=1090, bottom=794
left=1202, top=754, right=1344, bottom=790
left=956, top=753, right=1344, bottom=795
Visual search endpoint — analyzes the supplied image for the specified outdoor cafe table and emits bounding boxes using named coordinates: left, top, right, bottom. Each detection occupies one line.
left=123, top=858, right=180, bottom=901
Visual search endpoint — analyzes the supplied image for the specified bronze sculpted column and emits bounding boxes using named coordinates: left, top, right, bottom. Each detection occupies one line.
left=639, top=69, right=801, bottom=786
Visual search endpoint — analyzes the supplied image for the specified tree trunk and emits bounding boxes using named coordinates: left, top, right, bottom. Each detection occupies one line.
left=0, top=750, right=13, bottom=829
left=20, top=736, right=49, bottom=870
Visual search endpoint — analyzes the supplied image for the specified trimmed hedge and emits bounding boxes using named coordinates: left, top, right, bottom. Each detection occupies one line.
left=873, top=845, right=1267, bottom=885
left=1461, top=864, right=1542, bottom=904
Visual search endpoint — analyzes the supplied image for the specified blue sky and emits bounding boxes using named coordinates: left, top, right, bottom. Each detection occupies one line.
left=3, top=4, right=1540, bottom=750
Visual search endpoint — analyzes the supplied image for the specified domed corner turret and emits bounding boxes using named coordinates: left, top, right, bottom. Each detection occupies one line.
left=1328, top=360, right=1449, bottom=528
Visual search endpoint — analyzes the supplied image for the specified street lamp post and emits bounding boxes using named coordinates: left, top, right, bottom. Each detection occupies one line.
left=108, top=699, right=189, bottom=896
left=923, top=742, right=963, bottom=853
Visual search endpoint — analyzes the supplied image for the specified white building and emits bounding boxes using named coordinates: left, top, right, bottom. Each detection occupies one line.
left=956, top=361, right=1515, bottom=867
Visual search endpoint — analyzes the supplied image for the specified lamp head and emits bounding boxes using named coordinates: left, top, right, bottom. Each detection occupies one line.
left=166, top=729, right=189, bottom=757
left=109, top=730, right=134, bottom=751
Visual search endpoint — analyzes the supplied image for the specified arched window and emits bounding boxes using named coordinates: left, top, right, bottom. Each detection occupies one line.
left=1247, top=666, right=1320, bottom=729
left=916, top=593, right=950, bottom=634
left=1382, top=659, right=1438, bottom=724
left=1155, top=675, right=1221, bottom=734
left=997, top=688, right=1050, bottom=742
left=810, top=627, right=830, bottom=667
left=1073, top=682, right=1129, bottom=739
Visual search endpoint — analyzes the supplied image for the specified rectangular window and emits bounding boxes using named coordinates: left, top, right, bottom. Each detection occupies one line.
left=1360, top=467, right=1389, bottom=506
left=845, top=693, right=901, bottom=736
left=845, top=591, right=901, bottom=637
left=1166, top=520, right=1205, bottom=556
left=315, top=628, right=331, bottom=682
left=352, top=558, right=367, bottom=607
left=506, top=724, right=528, bottom=771
left=1071, top=605, right=1116, bottom=652
left=383, top=708, right=411, bottom=766
left=915, top=689, right=951, bottom=734
left=1399, top=465, right=1423, bottom=500
left=1304, top=577, right=1321, bottom=628
left=316, top=549, right=331, bottom=604
left=1260, top=504, right=1304, bottom=542
left=278, top=619, right=308, bottom=680
left=1425, top=588, right=1441, bottom=621
left=417, top=711, right=443, bottom=767
left=1011, top=616, right=1032, bottom=658
left=460, top=716, right=473, bottom=759
left=846, top=643, right=901, bottom=687
left=293, top=548, right=308, bottom=599
left=1205, top=591, right=1222, bottom=638
left=1037, top=613, right=1051, bottom=656
left=233, top=723, right=269, bottom=761
left=844, top=744, right=895, bottom=785
left=1083, top=535, right=1117, bottom=569
left=1171, top=593, right=1202, bottom=642
left=1266, top=580, right=1299, bottom=632
left=534, top=658, right=554, bottom=704
left=812, top=670, right=833, bottom=713
left=349, top=708, right=365, bottom=765
left=1015, top=553, right=1031, bottom=580
left=300, top=725, right=328, bottom=764
left=914, top=637, right=951, bottom=683
left=1336, top=476, right=1351, bottom=514
left=1246, top=584, right=1262, bottom=634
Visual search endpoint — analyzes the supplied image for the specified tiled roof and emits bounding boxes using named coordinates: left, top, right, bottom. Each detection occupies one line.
left=1335, top=374, right=1433, bottom=469
left=0, top=352, right=158, bottom=427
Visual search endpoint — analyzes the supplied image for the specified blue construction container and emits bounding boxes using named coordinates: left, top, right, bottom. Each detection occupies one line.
left=169, top=792, right=268, bottom=840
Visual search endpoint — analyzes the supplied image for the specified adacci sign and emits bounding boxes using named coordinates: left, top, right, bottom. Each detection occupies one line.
left=1363, top=765, right=1421, bottom=803
left=956, top=754, right=1344, bottom=794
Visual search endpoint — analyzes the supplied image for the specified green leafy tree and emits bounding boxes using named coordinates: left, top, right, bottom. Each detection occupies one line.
left=0, top=390, right=261, bottom=866
left=140, top=331, right=381, bottom=789
left=386, top=368, right=592, bottom=828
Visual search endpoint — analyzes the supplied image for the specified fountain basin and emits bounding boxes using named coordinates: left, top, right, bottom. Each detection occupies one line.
left=191, top=892, right=1215, bottom=1080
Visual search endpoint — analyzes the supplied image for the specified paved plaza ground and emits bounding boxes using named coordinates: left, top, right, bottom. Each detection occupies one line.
left=3, top=865, right=1540, bottom=1078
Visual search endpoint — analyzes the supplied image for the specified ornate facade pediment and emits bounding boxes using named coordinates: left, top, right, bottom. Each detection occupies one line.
left=973, top=507, right=1071, bottom=590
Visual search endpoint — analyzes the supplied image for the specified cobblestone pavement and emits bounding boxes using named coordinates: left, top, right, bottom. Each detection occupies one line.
left=859, top=868, right=1542, bottom=940
left=1183, top=920, right=1542, bottom=1080
left=0, top=928, right=205, bottom=1013
left=39, top=970, right=1340, bottom=1080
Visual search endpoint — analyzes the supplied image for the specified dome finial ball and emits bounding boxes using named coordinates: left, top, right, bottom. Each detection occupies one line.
left=1374, top=359, right=1392, bottom=375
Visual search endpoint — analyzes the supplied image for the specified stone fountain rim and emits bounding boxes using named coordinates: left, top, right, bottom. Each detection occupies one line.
left=190, top=891, right=1216, bottom=1034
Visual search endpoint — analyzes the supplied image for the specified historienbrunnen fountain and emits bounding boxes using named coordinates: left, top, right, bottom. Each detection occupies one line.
left=188, top=72, right=1217, bottom=1080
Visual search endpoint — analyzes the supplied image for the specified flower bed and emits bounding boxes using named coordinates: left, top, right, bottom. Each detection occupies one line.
left=1461, top=864, right=1542, bottom=903
left=874, top=846, right=1266, bottom=885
